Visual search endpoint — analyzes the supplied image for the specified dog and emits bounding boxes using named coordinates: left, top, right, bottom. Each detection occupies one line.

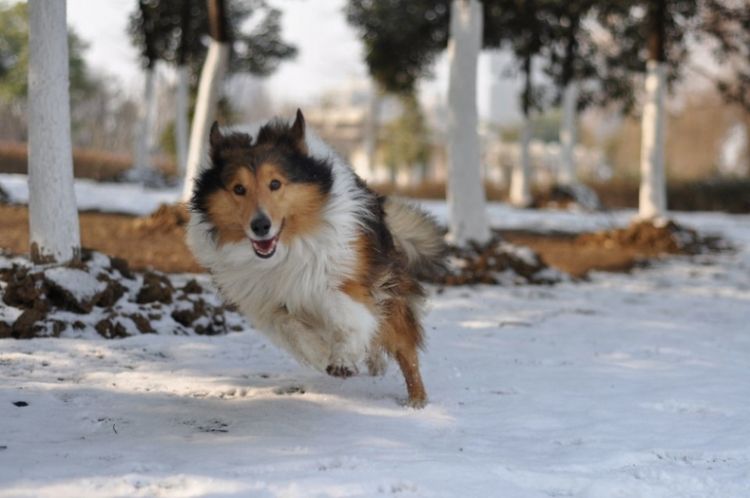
left=185, top=110, right=444, bottom=408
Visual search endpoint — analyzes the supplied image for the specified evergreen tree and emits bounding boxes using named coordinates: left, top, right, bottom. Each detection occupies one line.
left=597, top=0, right=700, bottom=220
left=128, top=0, right=296, bottom=83
left=382, top=93, right=432, bottom=183
left=0, top=1, right=95, bottom=138
left=541, top=0, right=599, bottom=185
left=484, top=0, right=550, bottom=206
left=700, top=0, right=750, bottom=111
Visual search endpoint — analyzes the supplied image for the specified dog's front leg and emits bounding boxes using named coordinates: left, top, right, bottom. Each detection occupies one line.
left=269, top=311, right=330, bottom=373
left=323, top=292, right=378, bottom=378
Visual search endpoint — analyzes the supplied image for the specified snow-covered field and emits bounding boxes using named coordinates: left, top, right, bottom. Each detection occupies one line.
left=2, top=175, right=750, bottom=497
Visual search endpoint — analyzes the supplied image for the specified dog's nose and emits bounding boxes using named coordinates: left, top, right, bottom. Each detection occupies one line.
left=250, top=214, right=272, bottom=237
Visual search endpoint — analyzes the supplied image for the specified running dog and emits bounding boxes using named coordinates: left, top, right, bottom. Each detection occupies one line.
left=186, top=110, right=444, bottom=407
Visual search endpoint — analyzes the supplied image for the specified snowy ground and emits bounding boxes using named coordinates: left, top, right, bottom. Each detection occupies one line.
left=0, top=174, right=180, bottom=216
left=2, top=176, right=750, bottom=496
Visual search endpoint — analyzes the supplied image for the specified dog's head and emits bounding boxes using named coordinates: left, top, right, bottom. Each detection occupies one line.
left=191, top=110, right=333, bottom=260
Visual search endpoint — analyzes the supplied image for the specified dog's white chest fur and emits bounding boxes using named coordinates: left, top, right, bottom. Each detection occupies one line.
left=186, top=132, right=378, bottom=372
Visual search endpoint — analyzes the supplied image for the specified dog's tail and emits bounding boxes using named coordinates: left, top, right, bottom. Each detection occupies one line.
left=384, top=197, right=446, bottom=278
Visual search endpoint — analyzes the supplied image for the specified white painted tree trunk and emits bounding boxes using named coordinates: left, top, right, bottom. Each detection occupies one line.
left=133, top=67, right=157, bottom=173
left=510, top=115, right=533, bottom=207
left=558, top=82, right=579, bottom=186
left=27, top=0, right=81, bottom=264
left=181, top=41, right=230, bottom=202
left=174, top=65, right=189, bottom=176
left=639, top=61, right=667, bottom=220
left=363, top=82, right=381, bottom=176
left=446, top=0, right=490, bottom=245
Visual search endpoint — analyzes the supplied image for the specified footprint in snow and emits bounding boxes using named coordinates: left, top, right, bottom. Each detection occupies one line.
left=273, top=385, right=306, bottom=395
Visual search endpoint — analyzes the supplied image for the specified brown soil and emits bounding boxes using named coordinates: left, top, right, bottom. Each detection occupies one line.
left=0, top=203, right=201, bottom=273
left=500, top=230, right=647, bottom=278
left=0, top=203, right=722, bottom=280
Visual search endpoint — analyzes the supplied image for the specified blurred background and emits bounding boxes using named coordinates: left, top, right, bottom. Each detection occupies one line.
left=0, top=0, right=748, bottom=211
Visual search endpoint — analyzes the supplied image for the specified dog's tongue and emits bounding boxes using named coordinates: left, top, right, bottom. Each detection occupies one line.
left=252, top=238, right=275, bottom=254
left=257, top=240, right=273, bottom=250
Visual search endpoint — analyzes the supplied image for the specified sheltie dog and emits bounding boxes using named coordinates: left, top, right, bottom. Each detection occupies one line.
left=186, top=110, right=444, bottom=408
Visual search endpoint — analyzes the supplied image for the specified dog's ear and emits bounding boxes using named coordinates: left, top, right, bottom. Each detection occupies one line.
left=209, top=121, right=223, bottom=150
left=290, top=109, right=308, bottom=154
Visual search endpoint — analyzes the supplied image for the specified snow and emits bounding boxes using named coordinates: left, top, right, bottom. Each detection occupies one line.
left=44, top=267, right=107, bottom=304
left=0, top=174, right=180, bottom=216
left=1, top=204, right=749, bottom=496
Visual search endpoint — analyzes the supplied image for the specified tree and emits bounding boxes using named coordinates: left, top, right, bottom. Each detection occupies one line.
left=27, top=0, right=80, bottom=263
left=700, top=0, right=750, bottom=112
left=347, top=0, right=493, bottom=244
left=0, top=1, right=95, bottom=141
left=381, top=93, right=432, bottom=183
left=446, top=0, right=491, bottom=243
left=178, top=0, right=296, bottom=202
left=128, top=0, right=295, bottom=177
left=484, top=0, right=549, bottom=207
left=345, top=0, right=449, bottom=94
left=345, top=0, right=448, bottom=177
left=597, top=0, right=700, bottom=220
left=128, top=0, right=162, bottom=175
left=542, top=0, right=599, bottom=186
left=181, top=0, right=231, bottom=202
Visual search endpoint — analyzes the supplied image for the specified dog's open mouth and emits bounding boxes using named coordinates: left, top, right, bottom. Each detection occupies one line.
left=249, top=221, right=283, bottom=259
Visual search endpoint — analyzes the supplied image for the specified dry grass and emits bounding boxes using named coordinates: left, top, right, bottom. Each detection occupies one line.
left=0, top=141, right=176, bottom=181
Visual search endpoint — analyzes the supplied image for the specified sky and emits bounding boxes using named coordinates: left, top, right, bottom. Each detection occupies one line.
left=65, top=0, right=524, bottom=124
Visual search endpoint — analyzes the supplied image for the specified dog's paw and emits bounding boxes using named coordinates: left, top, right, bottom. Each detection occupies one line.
left=326, top=363, right=356, bottom=378
left=404, top=395, right=428, bottom=409
left=366, top=351, right=387, bottom=377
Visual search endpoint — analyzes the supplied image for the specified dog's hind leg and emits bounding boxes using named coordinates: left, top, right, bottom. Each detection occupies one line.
left=380, top=299, right=427, bottom=408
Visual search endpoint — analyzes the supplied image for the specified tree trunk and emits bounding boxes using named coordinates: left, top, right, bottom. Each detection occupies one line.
left=639, top=61, right=667, bottom=220
left=27, top=0, right=81, bottom=263
left=175, top=65, right=189, bottom=176
left=446, top=0, right=490, bottom=245
left=363, top=81, right=382, bottom=177
left=133, top=67, right=157, bottom=174
left=181, top=40, right=230, bottom=202
left=510, top=114, right=533, bottom=207
left=640, top=0, right=668, bottom=220
left=558, top=82, right=578, bottom=185
left=510, top=53, right=534, bottom=207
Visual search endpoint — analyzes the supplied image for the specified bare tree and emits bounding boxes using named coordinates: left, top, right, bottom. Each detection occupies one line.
left=27, top=0, right=80, bottom=263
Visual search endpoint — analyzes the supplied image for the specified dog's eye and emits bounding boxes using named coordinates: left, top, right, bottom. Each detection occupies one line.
left=269, top=179, right=281, bottom=191
left=233, top=184, right=246, bottom=196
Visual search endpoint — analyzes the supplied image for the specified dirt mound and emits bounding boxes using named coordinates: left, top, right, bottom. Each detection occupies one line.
left=0, top=250, right=243, bottom=340
left=575, top=220, right=727, bottom=256
left=425, top=237, right=563, bottom=286
left=132, top=203, right=190, bottom=235
left=534, top=184, right=603, bottom=211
